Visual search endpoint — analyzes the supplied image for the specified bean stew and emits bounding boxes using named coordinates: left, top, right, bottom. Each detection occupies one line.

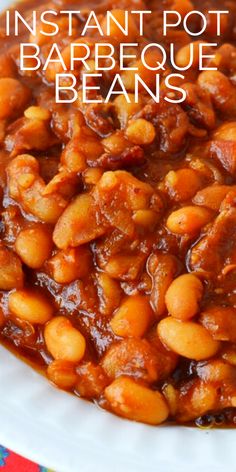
left=1, top=0, right=236, bottom=427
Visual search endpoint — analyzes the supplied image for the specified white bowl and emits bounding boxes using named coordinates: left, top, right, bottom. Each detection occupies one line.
left=0, top=1, right=236, bottom=470
left=1, top=344, right=234, bottom=472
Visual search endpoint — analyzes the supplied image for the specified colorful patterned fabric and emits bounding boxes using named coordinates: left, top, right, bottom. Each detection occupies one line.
left=0, top=446, right=53, bottom=471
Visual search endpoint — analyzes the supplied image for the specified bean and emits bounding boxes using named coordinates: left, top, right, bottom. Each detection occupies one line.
left=190, top=381, right=217, bottom=416
left=7, top=155, right=67, bottom=224
left=158, top=317, right=220, bottom=360
left=9, top=289, right=54, bottom=324
left=73, top=127, right=103, bottom=161
left=193, top=185, right=235, bottom=211
left=164, top=168, right=202, bottom=202
left=96, top=272, right=121, bottom=316
left=7, top=116, right=54, bottom=156
left=53, top=194, right=106, bottom=249
left=15, top=225, right=53, bottom=269
left=114, top=94, right=142, bottom=128
left=176, top=41, right=206, bottom=69
left=0, top=78, right=31, bottom=119
left=102, top=131, right=129, bottom=155
left=62, top=148, right=86, bottom=173
left=104, top=253, right=145, bottom=281
left=83, top=168, right=103, bottom=185
left=132, top=209, right=158, bottom=227
left=48, top=246, right=91, bottom=284
left=177, top=379, right=217, bottom=422
left=47, top=360, right=78, bottom=389
left=110, top=295, right=153, bottom=338
left=97, top=170, right=153, bottom=212
left=44, top=316, right=86, bottom=363
left=213, top=122, right=236, bottom=141
left=7, top=155, right=39, bottom=200
left=0, top=246, right=24, bottom=290
left=105, top=376, right=169, bottom=425
left=166, top=206, right=213, bottom=235
left=165, top=274, right=203, bottom=320
left=196, top=360, right=236, bottom=383
left=24, top=106, right=51, bottom=121
left=162, top=384, right=178, bottom=416
left=198, top=70, right=236, bottom=115
left=61, top=138, right=87, bottom=173
left=25, top=189, right=67, bottom=224
left=125, top=119, right=156, bottom=145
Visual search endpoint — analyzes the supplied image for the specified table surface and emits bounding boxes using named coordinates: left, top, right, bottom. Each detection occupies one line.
left=0, top=446, right=53, bottom=471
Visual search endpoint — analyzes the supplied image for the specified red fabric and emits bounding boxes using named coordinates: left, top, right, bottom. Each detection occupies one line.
left=0, top=445, right=51, bottom=471
left=2, top=450, right=37, bottom=471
